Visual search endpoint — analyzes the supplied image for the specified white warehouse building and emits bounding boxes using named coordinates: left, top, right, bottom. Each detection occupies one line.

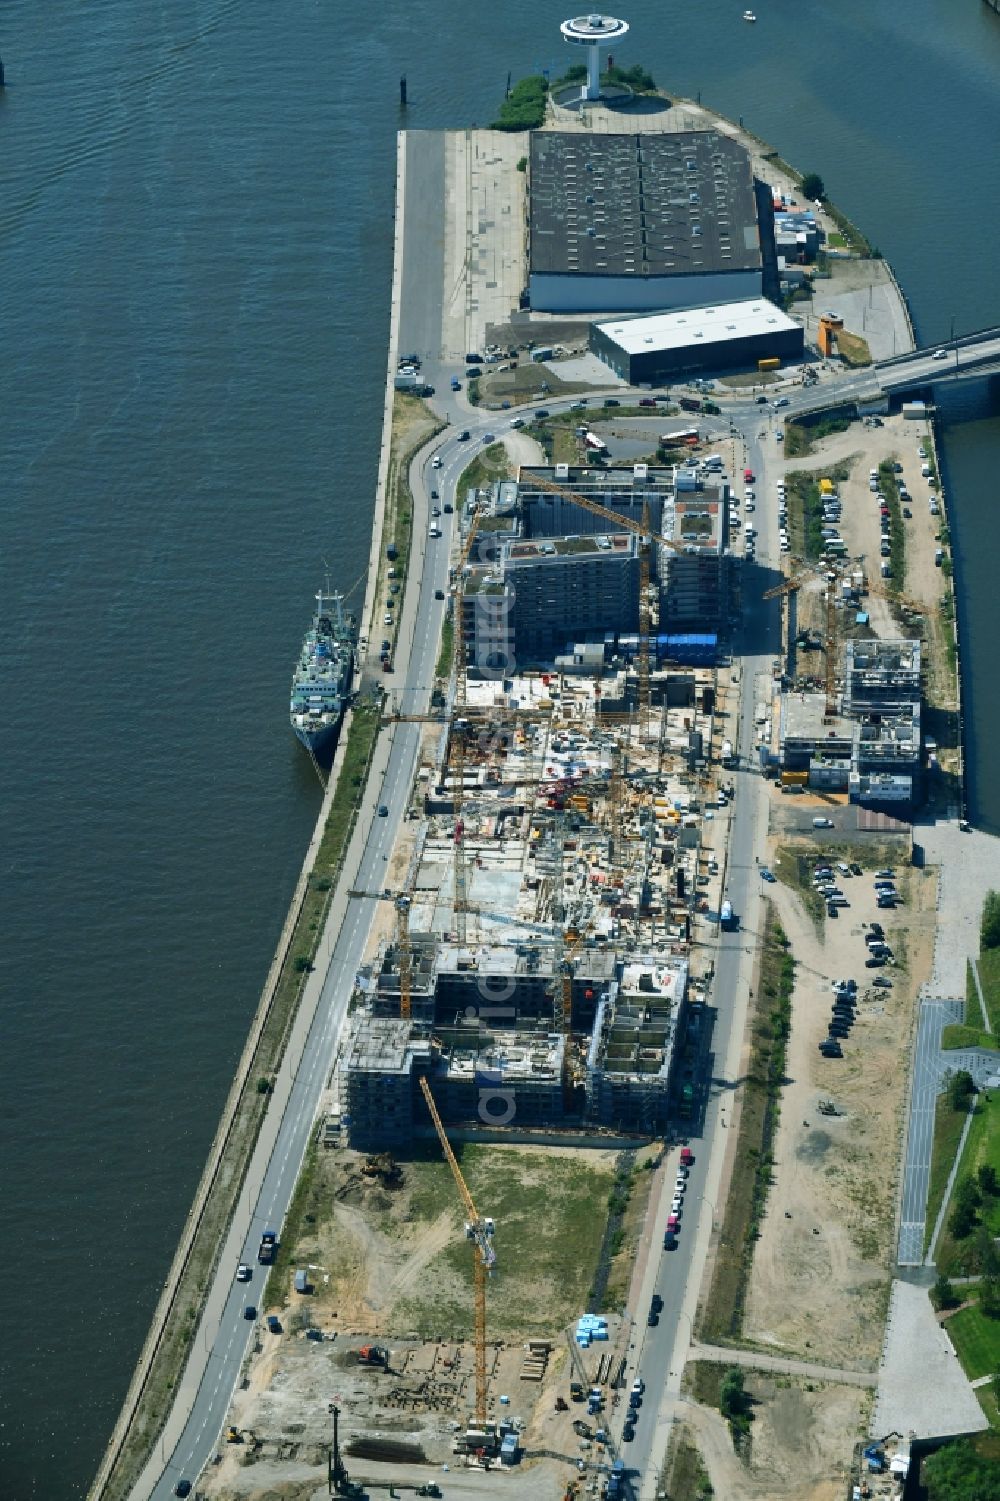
left=589, top=299, right=804, bottom=382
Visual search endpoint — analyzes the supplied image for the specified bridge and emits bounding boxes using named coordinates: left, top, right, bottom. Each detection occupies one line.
left=797, top=324, right=1000, bottom=417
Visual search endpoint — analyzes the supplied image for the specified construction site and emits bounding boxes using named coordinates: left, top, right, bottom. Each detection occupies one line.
left=197, top=457, right=743, bottom=1501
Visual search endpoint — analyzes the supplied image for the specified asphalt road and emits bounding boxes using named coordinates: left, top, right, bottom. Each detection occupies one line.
left=610, top=423, right=783, bottom=1499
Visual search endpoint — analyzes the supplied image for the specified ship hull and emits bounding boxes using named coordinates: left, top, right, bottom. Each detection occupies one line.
left=292, top=713, right=345, bottom=763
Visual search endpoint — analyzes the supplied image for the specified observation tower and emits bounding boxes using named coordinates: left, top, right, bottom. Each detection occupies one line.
left=559, top=13, right=630, bottom=101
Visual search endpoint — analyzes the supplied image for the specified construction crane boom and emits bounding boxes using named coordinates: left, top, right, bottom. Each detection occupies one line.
left=418, top=1077, right=494, bottom=1426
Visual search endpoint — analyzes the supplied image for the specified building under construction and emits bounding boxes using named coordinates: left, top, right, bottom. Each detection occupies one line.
left=339, top=655, right=721, bottom=1150
left=460, top=463, right=731, bottom=674
left=343, top=944, right=687, bottom=1150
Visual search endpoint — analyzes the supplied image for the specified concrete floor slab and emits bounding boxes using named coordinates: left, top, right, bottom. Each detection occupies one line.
left=872, top=1279, right=987, bottom=1439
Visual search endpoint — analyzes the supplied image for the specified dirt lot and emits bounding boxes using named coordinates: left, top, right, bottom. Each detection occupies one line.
left=777, top=412, right=956, bottom=715
left=673, top=1372, right=865, bottom=1501
left=742, top=837, right=939, bottom=1369
left=200, top=1142, right=628, bottom=1500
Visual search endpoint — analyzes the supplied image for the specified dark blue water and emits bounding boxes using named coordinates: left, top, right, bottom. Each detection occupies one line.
left=2, top=2, right=999, bottom=1494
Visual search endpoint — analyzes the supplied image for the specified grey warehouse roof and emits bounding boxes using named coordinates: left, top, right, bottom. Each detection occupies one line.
left=529, top=130, right=761, bottom=279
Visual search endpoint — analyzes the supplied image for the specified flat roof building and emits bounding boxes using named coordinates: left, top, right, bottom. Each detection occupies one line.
left=659, top=489, right=731, bottom=628
left=590, top=298, right=804, bottom=383
left=529, top=130, right=764, bottom=314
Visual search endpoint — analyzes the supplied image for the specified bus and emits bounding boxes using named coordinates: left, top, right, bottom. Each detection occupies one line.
left=583, top=430, right=609, bottom=455
left=660, top=427, right=700, bottom=446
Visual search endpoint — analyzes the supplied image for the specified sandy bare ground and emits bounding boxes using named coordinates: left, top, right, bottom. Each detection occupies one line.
left=676, top=1374, right=862, bottom=1501
left=743, top=848, right=938, bottom=1369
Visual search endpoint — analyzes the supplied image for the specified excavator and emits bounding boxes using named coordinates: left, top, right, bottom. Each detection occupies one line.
left=356, top=1343, right=390, bottom=1368
left=360, top=1152, right=404, bottom=1188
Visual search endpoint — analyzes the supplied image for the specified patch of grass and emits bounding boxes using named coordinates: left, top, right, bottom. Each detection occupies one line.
left=782, top=462, right=851, bottom=560
left=598, top=1156, right=655, bottom=1314
left=699, top=909, right=794, bottom=1344
left=394, top=1145, right=615, bottom=1338
left=924, top=1094, right=971, bottom=1250
left=491, top=74, right=547, bottom=131
left=943, top=963, right=991, bottom=1051
left=827, top=232, right=847, bottom=250
left=662, top=1429, right=715, bottom=1501
left=836, top=328, right=872, bottom=367
left=457, top=443, right=513, bottom=501
left=783, top=410, right=853, bottom=459
left=774, top=845, right=826, bottom=927
left=877, top=461, right=907, bottom=592
left=935, top=1091, right=1000, bottom=1274
left=946, top=1291, right=1000, bottom=1382
left=976, top=947, right=1000, bottom=1034
left=435, top=614, right=454, bottom=679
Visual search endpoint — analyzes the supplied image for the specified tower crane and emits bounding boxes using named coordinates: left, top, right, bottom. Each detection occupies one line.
left=763, top=565, right=839, bottom=715
left=452, top=510, right=484, bottom=948
left=418, top=1076, right=495, bottom=1427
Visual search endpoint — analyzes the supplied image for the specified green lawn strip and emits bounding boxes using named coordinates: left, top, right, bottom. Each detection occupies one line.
left=877, top=460, right=906, bottom=592
left=945, top=1288, right=1000, bottom=1382
left=783, top=462, right=850, bottom=561
left=774, top=845, right=826, bottom=928
left=935, top=1091, right=1000, bottom=1274
left=435, top=615, right=454, bottom=679
left=782, top=411, right=853, bottom=460
left=660, top=1430, right=714, bottom=1501
left=457, top=443, right=513, bottom=502
left=975, top=946, right=1000, bottom=1034
left=943, top=963, right=991, bottom=1051
left=101, top=703, right=382, bottom=1499
left=393, top=1145, right=615, bottom=1339
left=698, top=908, right=794, bottom=1343
left=836, top=328, right=872, bottom=367
left=924, top=1095, right=971, bottom=1251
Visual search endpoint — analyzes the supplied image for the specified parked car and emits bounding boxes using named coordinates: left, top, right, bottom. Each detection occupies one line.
left=865, top=955, right=885, bottom=969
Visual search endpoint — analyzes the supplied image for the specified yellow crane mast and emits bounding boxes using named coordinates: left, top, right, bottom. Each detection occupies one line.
left=452, top=510, right=484, bottom=948
left=418, top=1076, right=495, bottom=1426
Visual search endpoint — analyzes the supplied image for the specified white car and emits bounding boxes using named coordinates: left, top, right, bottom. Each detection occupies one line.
left=918, top=445, right=927, bottom=458
left=429, top=525, right=441, bottom=538
left=674, top=1176, right=687, bottom=1194
left=236, top=1264, right=252, bottom=1283
left=432, top=455, right=442, bottom=468
left=776, top=431, right=784, bottom=441
left=744, top=488, right=755, bottom=501
left=932, top=348, right=948, bottom=360
left=745, top=500, right=755, bottom=512
left=671, top=1194, right=684, bottom=1213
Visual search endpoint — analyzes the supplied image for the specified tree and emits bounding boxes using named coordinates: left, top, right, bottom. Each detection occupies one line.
left=982, top=890, right=1000, bottom=949
left=800, top=172, right=825, bottom=201
left=719, top=1367, right=747, bottom=1419
left=931, top=1274, right=956, bottom=1311
left=948, top=1174, right=981, bottom=1241
left=922, top=1436, right=1000, bottom=1500
left=947, top=1069, right=975, bottom=1111
left=977, top=1163, right=999, bottom=1197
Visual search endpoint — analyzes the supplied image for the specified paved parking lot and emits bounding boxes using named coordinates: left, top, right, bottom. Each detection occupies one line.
left=872, top=1279, right=987, bottom=1439
left=898, top=997, right=964, bottom=1265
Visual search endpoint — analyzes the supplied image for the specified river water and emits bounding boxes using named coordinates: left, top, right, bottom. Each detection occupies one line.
left=1, top=2, right=999, bottom=1494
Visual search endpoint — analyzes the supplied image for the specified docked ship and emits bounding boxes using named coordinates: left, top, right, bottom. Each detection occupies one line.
left=289, top=585, right=355, bottom=759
